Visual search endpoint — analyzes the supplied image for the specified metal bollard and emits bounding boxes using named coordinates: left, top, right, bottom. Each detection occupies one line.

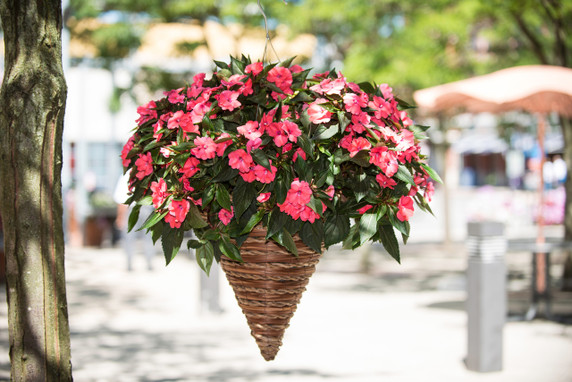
left=466, top=221, right=506, bottom=372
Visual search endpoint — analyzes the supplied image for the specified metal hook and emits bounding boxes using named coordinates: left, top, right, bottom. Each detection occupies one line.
left=257, top=0, right=281, bottom=63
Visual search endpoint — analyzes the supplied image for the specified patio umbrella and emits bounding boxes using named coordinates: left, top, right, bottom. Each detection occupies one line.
left=413, top=64, right=572, bottom=296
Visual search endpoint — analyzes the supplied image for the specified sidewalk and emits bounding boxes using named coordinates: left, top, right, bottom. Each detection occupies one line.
left=1, top=242, right=571, bottom=381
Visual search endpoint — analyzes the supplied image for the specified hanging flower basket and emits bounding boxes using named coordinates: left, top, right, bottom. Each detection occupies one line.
left=121, top=55, right=439, bottom=360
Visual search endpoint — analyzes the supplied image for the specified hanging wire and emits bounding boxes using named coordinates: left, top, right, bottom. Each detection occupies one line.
left=258, top=0, right=281, bottom=63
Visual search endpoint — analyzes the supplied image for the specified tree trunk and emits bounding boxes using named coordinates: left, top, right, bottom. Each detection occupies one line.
left=0, top=1, right=73, bottom=380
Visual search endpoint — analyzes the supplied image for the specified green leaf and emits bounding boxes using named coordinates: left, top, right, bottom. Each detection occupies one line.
left=127, top=204, right=141, bottom=233
left=421, top=163, right=443, bottom=184
left=266, top=208, right=288, bottom=238
left=212, top=166, right=239, bottom=182
left=272, top=228, right=298, bottom=256
left=349, top=150, right=371, bottom=167
left=140, top=210, right=168, bottom=231
left=307, top=196, right=323, bottom=216
left=219, top=237, right=243, bottom=262
left=251, top=149, right=272, bottom=171
left=337, top=111, right=351, bottom=131
left=395, top=165, right=416, bottom=185
left=358, top=81, right=376, bottom=94
left=324, top=214, right=350, bottom=247
left=359, top=213, right=378, bottom=245
left=379, top=224, right=400, bottom=263
left=232, top=179, right=256, bottom=220
left=161, top=224, right=184, bottom=265
left=187, top=239, right=204, bottom=249
left=187, top=203, right=208, bottom=229
left=196, top=241, right=215, bottom=275
left=312, top=124, right=339, bottom=140
left=342, top=221, right=360, bottom=250
left=216, top=185, right=232, bottom=210
left=299, top=221, right=323, bottom=253
left=239, top=209, right=265, bottom=235
left=297, top=134, right=313, bottom=158
left=202, top=185, right=216, bottom=206
left=389, top=212, right=410, bottom=238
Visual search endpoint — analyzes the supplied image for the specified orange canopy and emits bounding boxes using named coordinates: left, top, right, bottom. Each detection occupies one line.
left=413, top=65, right=572, bottom=118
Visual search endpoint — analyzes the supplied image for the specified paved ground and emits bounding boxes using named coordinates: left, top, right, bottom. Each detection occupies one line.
left=1, top=239, right=571, bottom=382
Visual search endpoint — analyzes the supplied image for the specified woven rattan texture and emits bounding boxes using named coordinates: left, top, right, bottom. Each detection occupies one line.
left=220, top=224, right=321, bottom=361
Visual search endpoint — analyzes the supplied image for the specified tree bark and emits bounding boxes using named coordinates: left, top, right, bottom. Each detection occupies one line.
left=0, top=0, right=73, bottom=380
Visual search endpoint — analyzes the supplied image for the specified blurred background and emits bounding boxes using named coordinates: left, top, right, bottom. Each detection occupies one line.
left=0, top=0, right=571, bottom=381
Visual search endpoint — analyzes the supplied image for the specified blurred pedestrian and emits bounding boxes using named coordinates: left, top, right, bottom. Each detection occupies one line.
left=114, top=172, right=155, bottom=271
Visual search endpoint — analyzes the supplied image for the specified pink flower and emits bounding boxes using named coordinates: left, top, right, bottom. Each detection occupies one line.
left=135, top=153, right=153, bottom=180
left=179, top=157, right=201, bottom=178
left=228, top=149, right=254, bottom=173
left=299, top=205, right=320, bottom=223
left=240, top=78, right=253, bottom=96
left=357, top=205, right=373, bottom=214
left=293, top=148, right=307, bottom=162
left=347, top=137, right=371, bottom=157
left=379, top=84, right=394, bottom=100
left=245, top=62, right=263, bottom=76
left=167, top=110, right=199, bottom=134
left=290, top=64, right=304, bottom=73
left=121, top=136, right=135, bottom=168
left=370, top=146, right=398, bottom=177
left=246, top=138, right=262, bottom=153
left=216, top=90, right=241, bottom=111
left=376, top=173, right=397, bottom=189
left=325, top=185, right=335, bottom=199
left=396, top=196, right=414, bottom=222
left=191, top=136, right=217, bottom=160
left=348, top=112, right=370, bottom=134
left=222, top=74, right=247, bottom=88
left=150, top=178, right=169, bottom=208
left=219, top=207, right=234, bottom=226
left=343, top=92, right=368, bottom=115
left=369, top=96, right=392, bottom=119
left=189, top=101, right=210, bottom=124
left=267, top=66, right=293, bottom=93
left=282, top=121, right=302, bottom=143
left=307, top=101, right=332, bottom=124
left=267, top=122, right=290, bottom=147
left=237, top=121, right=262, bottom=140
left=135, top=100, right=157, bottom=125
left=395, top=130, right=415, bottom=151
left=254, top=162, right=277, bottom=184
left=165, top=199, right=190, bottom=229
left=240, top=169, right=256, bottom=183
left=215, top=133, right=233, bottom=157
left=257, top=192, right=271, bottom=203
left=425, top=181, right=435, bottom=202
left=310, top=77, right=346, bottom=95
left=285, top=179, right=312, bottom=205
left=165, top=88, right=185, bottom=104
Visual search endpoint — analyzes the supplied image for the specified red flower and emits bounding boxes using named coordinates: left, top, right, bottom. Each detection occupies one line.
left=376, top=173, right=397, bottom=189
left=216, top=90, right=241, bottom=111
left=285, top=179, right=312, bottom=205
left=347, top=137, right=372, bottom=157
left=357, top=205, right=373, bottom=214
left=219, top=207, right=234, bottom=226
left=267, top=66, right=293, bottom=94
left=396, top=196, right=414, bottom=222
left=307, top=101, right=332, bottom=124
left=215, top=133, right=233, bottom=157
left=257, top=192, right=271, bottom=203
left=228, top=149, right=254, bottom=173
left=135, top=100, right=157, bottom=125
left=237, top=121, right=262, bottom=140
left=179, top=157, right=200, bottom=178
left=121, top=136, right=135, bottom=167
left=191, top=136, right=217, bottom=160
left=165, top=199, right=190, bottom=228
left=254, top=162, right=277, bottom=184
left=135, top=153, right=153, bottom=180
left=369, top=146, right=398, bottom=177
left=150, top=178, right=169, bottom=208
left=245, top=62, right=263, bottom=76
left=343, top=92, right=368, bottom=115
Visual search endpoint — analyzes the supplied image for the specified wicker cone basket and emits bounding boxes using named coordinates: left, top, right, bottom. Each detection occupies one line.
left=220, top=224, right=321, bottom=361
